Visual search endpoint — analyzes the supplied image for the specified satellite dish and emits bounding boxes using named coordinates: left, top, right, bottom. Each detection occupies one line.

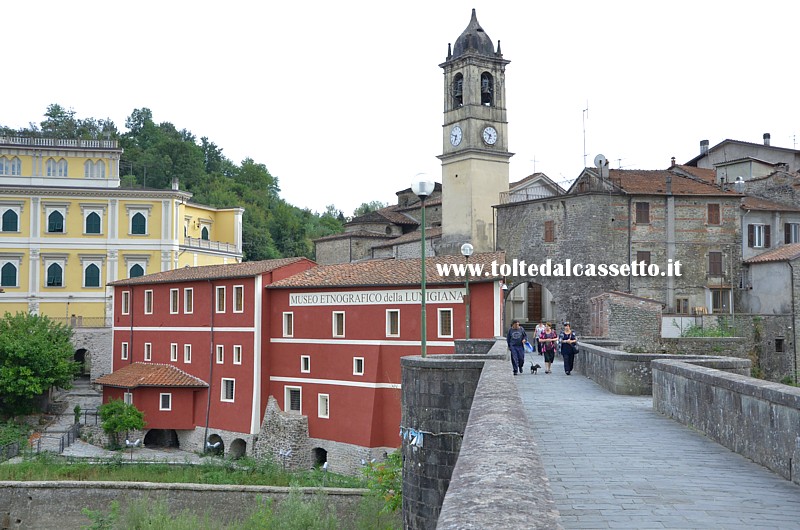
left=594, top=154, right=607, bottom=168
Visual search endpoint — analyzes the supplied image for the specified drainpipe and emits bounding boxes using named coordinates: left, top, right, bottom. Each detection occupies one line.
left=129, top=287, right=134, bottom=365
left=789, top=262, right=798, bottom=384
left=627, top=196, right=632, bottom=292
left=666, top=175, right=675, bottom=309
left=202, top=280, right=216, bottom=450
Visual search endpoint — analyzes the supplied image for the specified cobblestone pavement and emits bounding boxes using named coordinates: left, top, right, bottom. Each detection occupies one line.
left=517, top=358, right=800, bottom=530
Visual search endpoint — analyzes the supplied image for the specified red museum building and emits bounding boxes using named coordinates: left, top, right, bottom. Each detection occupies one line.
left=96, top=253, right=503, bottom=471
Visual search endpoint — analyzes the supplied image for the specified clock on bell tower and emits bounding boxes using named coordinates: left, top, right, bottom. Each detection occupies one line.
left=438, top=9, right=512, bottom=255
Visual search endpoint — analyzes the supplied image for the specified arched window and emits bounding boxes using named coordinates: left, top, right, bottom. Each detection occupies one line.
left=85, top=212, right=101, bottom=234
left=452, top=73, right=464, bottom=108
left=46, top=159, right=57, bottom=176
left=46, top=263, right=63, bottom=287
left=97, top=160, right=106, bottom=178
left=481, top=72, right=494, bottom=106
left=0, top=157, right=21, bottom=176
left=57, top=159, right=68, bottom=177
left=84, top=160, right=93, bottom=178
left=201, top=226, right=209, bottom=240
left=129, top=264, right=145, bottom=278
left=48, top=211, right=64, bottom=233
left=0, top=262, right=17, bottom=287
left=84, top=264, right=101, bottom=287
left=1, top=209, right=18, bottom=232
left=131, top=212, right=146, bottom=235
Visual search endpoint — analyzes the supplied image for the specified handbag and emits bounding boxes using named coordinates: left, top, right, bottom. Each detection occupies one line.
left=524, top=341, right=534, bottom=353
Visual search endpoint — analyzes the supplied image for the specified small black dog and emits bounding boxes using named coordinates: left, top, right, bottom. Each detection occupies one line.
left=530, top=363, right=542, bottom=374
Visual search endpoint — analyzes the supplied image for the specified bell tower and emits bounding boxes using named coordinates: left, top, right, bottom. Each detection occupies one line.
left=438, top=9, right=512, bottom=255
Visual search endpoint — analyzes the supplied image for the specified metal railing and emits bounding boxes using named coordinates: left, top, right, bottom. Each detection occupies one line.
left=83, top=409, right=100, bottom=426
left=29, top=423, right=81, bottom=455
left=182, top=236, right=239, bottom=253
left=0, top=136, right=118, bottom=149
left=0, top=441, right=20, bottom=462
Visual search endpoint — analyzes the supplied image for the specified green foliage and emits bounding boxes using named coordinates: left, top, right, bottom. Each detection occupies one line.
left=74, top=405, right=82, bottom=425
left=0, top=312, right=78, bottom=417
left=780, top=375, right=798, bottom=387
left=97, top=399, right=145, bottom=449
left=353, top=200, right=389, bottom=218
left=0, top=421, right=30, bottom=446
left=363, top=451, right=402, bottom=513
left=679, top=322, right=735, bottom=338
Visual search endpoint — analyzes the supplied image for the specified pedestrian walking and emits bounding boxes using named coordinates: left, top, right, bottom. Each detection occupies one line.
left=539, top=322, right=558, bottom=374
left=559, top=322, right=578, bottom=375
left=534, top=320, right=546, bottom=356
left=506, top=320, right=528, bottom=375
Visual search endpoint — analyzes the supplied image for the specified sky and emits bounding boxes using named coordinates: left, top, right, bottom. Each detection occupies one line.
left=4, top=1, right=799, bottom=215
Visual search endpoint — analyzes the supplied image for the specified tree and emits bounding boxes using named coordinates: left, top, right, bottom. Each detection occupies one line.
left=353, top=201, right=389, bottom=218
left=0, top=312, right=78, bottom=417
left=98, top=399, right=145, bottom=449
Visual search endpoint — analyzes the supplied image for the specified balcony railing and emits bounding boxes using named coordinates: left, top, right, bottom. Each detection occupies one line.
left=49, top=316, right=112, bottom=328
left=0, top=136, right=118, bottom=149
left=183, top=236, right=239, bottom=254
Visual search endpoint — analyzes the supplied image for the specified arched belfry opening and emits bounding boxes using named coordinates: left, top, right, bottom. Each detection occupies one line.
left=452, top=73, right=463, bottom=108
left=481, top=72, right=493, bottom=106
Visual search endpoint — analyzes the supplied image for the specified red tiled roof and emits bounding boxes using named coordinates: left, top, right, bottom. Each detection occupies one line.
left=371, top=227, right=443, bottom=249
left=95, top=363, right=208, bottom=389
left=741, top=196, right=800, bottom=212
left=744, top=244, right=800, bottom=264
left=348, top=206, right=419, bottom=226
left=396, top=197, right=442, bottom=212
left=108, top=257, right=310, bottom=286
left=672, top=165, right=717, bottom=184
left=269, top=251, right=505, bottom=288
left=313, top=230, right=395, bottom=243
left=609, top=169, right=738, bottom=196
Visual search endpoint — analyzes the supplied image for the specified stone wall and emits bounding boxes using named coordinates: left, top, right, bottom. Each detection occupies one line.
left=576, top=342, right=750, bottom=395
left=253, top=396, right=312, bottom=471
left=437, top=349, right=562, bottom=530
left=652, top=359, right=800, bottom=486
left=76, top=327, right=112, bottom=381
left=0, top=481, right=367, bottom=530
left=400, top=354, right=489, bottom=530
left=590, top=291, right=662, bottom=350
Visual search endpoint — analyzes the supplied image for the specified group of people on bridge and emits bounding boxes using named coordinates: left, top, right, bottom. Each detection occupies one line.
left=506, top=319, right=577, bottom=375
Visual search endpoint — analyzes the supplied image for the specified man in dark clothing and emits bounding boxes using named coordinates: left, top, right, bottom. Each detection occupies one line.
left=559, top=322, right=578, bottom=375
left=506, top=320, right=528, bottom=375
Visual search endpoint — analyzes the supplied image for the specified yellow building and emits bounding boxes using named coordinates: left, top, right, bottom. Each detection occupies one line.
left=0, top=135, right=243, bottom=376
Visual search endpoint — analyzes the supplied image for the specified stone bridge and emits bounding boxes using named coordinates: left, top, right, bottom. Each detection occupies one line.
left=401, top=340, right=800, bottom=529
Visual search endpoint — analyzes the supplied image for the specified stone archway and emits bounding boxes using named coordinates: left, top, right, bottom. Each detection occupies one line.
left=74, top=349, right=87, bottom=376
left=144, top=429, right=179, bottom=448
left=207, top=434, right=224, bottom=455
left=229, top=438, right=247, bottom=459
left=312, top=447, right=327, bottom=467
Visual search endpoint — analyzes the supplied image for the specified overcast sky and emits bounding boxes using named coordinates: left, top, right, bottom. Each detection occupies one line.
left=4, top=1, right=799, bottom=215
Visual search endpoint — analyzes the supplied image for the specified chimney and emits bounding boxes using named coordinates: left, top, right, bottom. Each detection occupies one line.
left=670, top=156, right=676, bottom=167
left=763, top=133, right=771, bottom=146
left=666, top=174, right=672, bottom=195
left=700, top=140, right=709, bottom=155
left=171, top=176, right=179, bottom=191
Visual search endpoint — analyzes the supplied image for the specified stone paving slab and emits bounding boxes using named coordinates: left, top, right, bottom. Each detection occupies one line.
left=516, top=359, right=800, bottom=530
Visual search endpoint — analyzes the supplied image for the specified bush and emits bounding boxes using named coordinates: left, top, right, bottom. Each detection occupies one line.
left=363, top=450, right=402, bottom=514
left=98, top=399, right=144, bottom=449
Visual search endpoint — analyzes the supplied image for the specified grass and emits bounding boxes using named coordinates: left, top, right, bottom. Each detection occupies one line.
left=0, top=453, right=367, bottom=489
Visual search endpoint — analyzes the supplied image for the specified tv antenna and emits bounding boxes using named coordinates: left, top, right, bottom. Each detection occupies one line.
left=582, top=101, right=589, bottom=167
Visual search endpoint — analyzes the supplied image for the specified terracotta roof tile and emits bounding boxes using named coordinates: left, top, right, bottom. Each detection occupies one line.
left=610, top=169, right=738, bottom=196
left=741, top=196, right=800, bottom=212
left=348, top=206, right=419, bottom=226
left=313, top=230, right=395, bottom=243
left=370, top=227, right=443, bottom=249
left=109, top=257, right=309, bottom=286
left=269, top=251, right=505, bottom=288
left=95, top=363, right=208, bottom=388
left=672, top=165, right=717, bottom=184
left=744, top=244, right=800, bottom=264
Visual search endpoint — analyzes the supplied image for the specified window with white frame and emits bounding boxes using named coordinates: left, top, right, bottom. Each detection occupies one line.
left=121, top=291, right=130, bottom=315
left=748, top=223, right=770, bottom=248
left=0, top=156, right=21, bottom=176
left=46, top=208, right=66, bottom=234
left=170, top=289, right=179, bottom=314
left=184, top=288, right=193, bottom=313
left=221, top=378, right=235, bottom=402
left=184, top=344, right=192, bottom=363
left=123, top=392, right=133, bottom=405
left=216, top=286, right=226, bottom=313
left=386, top=309, right=400, bottom=337
left=0, top=204, right=22, bottom=232
left=233, top=345, right=242, bottom=365
left=124, top=255, right=149, bottom=279
left=144, top=290, right=153, bottom=314
left=125, top=205, right=151, bottom=235
left=129, top=263, right=145, bottom=278
left=353, top=357, right=364, bottom=376
left=170, top=343, right=178, bottom=362
left=84, top=212, right=102, bottom=234
left=46, top=158, right=68, bottom=177
left=84, top=160, right=106, bottom=179
left=233, top=285, right=244, bottom=313
left=318, top=394, right=330, bottom=419
left=159, top=393, right=172, bottom=411
left=301, top=355, right=310, bottom=373
left=285, top=386, right=301, bottom=413
left=121, top=342, right=129, bottom=360
left=283, top=312, right=293, bottom=337
left=0, top=256, right=21, bottom=288
left=332, top=311, right=345, bottom=337
left=82, top=259, right=102, bottom=288
left=144, top=343, right=152, bottom=361
left=216, top=344, right=224, bottom=364
left=786, top=223, right=800, bottom=244
left=42, top=255, right=67, bottom=288
left=438, top=308, right=454, bottom=338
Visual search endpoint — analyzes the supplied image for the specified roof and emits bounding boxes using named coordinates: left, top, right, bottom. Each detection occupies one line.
left=608, top=169, right=739, bottom=196
left=313, top=229, right=395, bottom=243
left=109, top=257, right=309, bottom=286
left=685, top=138, right=800, bottom=166
left=670, top=165, right=717, bottom=184
left=347, top=206, right=419, bottom=227
left=509, top=172, right=566, bottom=194
left=451, top=9, right=497, bottom=59
left=741, top=196, right=800, bottom=212
left=744, top=244, right=800, bottom=264
left=269, top=251, right=505, bottom=288
left=371, top=227, right=443, bottom=249
left=95, top=363, right=208, bottom=389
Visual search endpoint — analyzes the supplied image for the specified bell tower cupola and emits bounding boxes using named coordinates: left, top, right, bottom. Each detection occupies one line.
left=438, top=9, right=512, bottom=255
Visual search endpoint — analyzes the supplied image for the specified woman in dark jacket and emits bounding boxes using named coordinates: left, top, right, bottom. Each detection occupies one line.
left=559, top=322, right=578, bottom=375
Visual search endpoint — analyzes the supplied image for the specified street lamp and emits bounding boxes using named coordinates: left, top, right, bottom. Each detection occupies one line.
left=412, top=175, right=436, bottom=357
left=460, top=243, right=474, bottom=339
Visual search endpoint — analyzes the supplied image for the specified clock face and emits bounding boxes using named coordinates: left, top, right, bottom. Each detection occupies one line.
left=482, top=126, right=498, bottom=145
left=450, top=125, right=463, bottom=146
